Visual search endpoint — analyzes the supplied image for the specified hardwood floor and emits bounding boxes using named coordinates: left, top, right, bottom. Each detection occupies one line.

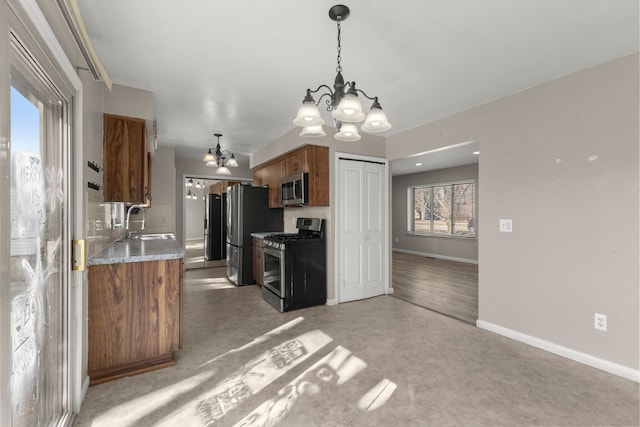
left=392, top=251, right=478, bottom=324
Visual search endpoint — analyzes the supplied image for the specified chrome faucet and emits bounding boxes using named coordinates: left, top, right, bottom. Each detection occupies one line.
left=125, top=204, right=146, bottom=237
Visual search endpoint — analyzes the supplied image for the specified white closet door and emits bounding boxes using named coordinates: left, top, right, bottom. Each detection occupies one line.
left=363, top=163, right=385, bottom=298
left=338, top=159, right=386, bottom=303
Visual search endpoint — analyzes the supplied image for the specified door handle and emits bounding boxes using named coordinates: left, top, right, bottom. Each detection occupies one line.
left=72, top=239, right=86, bottom=271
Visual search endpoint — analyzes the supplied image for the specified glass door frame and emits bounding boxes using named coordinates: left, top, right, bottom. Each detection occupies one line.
left=1, top=0, right=84, bottom=425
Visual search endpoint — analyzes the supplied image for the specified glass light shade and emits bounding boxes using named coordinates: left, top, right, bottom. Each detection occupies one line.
left=186, top=189, right=194, bottom=199
left=205, top=160, right=217, bottom=167
left=203, top=149, right=215, bottom=162
left=216, top=166, right=232, bottom=175
left=332, top=93, right=365, bottom=123
left=225, top=154, right=238, bottom=167
left=186, top=178, right=194, bottom=187
left=195, top=181, right=203, bottom=189
left=300, top=124, right=326, bottom=137
left=334, top=123, right=361, bottom=142
left=361, top=107, right=392, bottom=132
left=293, top=101, right=324, bottom=126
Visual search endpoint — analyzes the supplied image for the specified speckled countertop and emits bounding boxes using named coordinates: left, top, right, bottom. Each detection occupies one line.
left=88, top=235, right=185, bottom=266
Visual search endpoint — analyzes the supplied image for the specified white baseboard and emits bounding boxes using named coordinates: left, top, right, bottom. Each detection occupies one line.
left=393, top=248, right=478, bottom=265
left=387, top=287, right=394, bottom=294
left=477, top=320, right=639, bottom=383
left=326, top=298, right=338, bottom=306
left=81, top=375, right=90, bottom=402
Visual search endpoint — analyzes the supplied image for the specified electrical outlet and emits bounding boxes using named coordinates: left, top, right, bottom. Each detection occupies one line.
left=499, top=219, right=512, bottom=232
left=594, top=313, right=607, bottom=331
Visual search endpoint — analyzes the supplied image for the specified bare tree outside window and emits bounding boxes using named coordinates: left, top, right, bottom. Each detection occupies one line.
left=408, top=181, right=476, bottom=237
left=413, top=187, right=431, bottom=233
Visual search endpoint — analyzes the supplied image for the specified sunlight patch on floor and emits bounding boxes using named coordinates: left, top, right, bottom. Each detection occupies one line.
left=358, top=379, right=398, bottom=412
left=155, top=331, right=333, bottom=426
left=198, top=317, right=305, bottom=368
left=86, top=312, right=398, bottom=426
left=234, top=346, right=368, bottom=426
left=186, top=277, right=236, bottom=291
left=91, top=370, right=217, bottom=427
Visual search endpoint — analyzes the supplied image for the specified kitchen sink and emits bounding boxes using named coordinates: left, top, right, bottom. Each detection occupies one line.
left=127, top=233, right=176, bottom=241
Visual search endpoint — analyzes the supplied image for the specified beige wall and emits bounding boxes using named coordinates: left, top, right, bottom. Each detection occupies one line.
left=252, top=128, right=387, bottom=301
left=144, top=146, right=176, bottom=233
left=103, top=84, right=153, bottom=120
left=387, top=54, right=639, bottom=370
left=392, top=164, right=479, bottom=262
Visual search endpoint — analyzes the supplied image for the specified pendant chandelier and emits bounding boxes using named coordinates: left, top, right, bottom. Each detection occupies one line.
left=293, top=4, right=391, bottom=142
left=203, top=133, right=238, bottom=174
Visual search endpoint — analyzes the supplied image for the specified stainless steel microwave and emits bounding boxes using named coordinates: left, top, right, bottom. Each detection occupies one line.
left=281, top=173, right=308, bottom=206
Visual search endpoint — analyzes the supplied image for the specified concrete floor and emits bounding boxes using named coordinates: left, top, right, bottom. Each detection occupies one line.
left=74, top=266, right=639, bottom=426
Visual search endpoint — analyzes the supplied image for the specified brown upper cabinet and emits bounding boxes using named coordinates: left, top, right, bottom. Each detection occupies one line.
left=209, top=180, right=240, bottom=195
left=253, top=144, right=329, bottom=208
left=103, top=114, right=151, bottom=205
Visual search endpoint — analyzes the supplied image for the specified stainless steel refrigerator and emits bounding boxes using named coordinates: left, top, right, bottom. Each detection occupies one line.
left=226, top=184, right=283, bottom=285
left=205, top=193, right=226, bottom=261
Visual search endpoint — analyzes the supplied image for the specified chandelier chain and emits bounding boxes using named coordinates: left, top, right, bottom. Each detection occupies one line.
left=336, top=17, right=342, bottom=74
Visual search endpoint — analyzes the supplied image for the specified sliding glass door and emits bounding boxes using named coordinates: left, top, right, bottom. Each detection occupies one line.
left=9, top=32, right=71, bottom=426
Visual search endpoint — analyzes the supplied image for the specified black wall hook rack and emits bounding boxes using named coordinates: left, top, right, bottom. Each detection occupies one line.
left=88, top=161, right=102, bottom=172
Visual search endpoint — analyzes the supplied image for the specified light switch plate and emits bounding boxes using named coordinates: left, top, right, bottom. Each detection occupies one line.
left=499, top=219, right=512, bottom=232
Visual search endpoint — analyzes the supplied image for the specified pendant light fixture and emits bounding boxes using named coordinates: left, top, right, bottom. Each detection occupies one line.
left=203, top=133, right=239, bottom=172
left=293, top=4, right=391, bottom=141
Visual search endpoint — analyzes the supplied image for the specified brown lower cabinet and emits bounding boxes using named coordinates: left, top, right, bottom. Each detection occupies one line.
left=253, top=237, right=265, bottom=287
left=88, top=258, right=182, bottom=385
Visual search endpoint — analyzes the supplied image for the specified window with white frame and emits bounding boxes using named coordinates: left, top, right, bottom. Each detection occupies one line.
left=408, top=181, right=476, bottom=237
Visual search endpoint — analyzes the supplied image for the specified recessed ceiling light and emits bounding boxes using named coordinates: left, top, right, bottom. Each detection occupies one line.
left=473, top=151, right=480, bottom=155
left=415, top=162, right=422, bottom=166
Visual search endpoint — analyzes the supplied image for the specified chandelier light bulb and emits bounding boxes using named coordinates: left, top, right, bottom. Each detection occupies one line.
left=361, top=102, right=392, bottom=133
left=226, top=154, right=238, bottom=168
left=203, top=149, right=215, bottom=163
left=332, top=92, right=365, bottom=123
left=293, top=101, right=324, bottom=126
left=300, top=124, right=326, bottom=137
left=335, top=123, right=361, bottom=142
left=216, top=165, right=232, bottom=175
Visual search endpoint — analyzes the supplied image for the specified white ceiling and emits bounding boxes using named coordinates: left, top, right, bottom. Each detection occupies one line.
left=77, top=1, right=638, bottom=170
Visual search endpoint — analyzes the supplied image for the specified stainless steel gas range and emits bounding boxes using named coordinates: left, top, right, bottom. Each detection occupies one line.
left=262, top=218, right=326, bottom=312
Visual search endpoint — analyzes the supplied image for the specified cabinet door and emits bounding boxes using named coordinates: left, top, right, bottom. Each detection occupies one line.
left=284, top=149, right=308, bottom=176
left=88, top=259, right=180, bottom=382
left=267, top=161, right=284, bottom=208
left=103, top=114, right=147, bottom=203
left=253, top=238, right=264, bottom=286
left=253, top=167, right=267, bottom=187
left=307, top=145, right=329, bottom=206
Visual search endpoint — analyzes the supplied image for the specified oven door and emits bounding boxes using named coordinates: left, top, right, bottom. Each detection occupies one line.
left=263, top=245, right=285, bottom=297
